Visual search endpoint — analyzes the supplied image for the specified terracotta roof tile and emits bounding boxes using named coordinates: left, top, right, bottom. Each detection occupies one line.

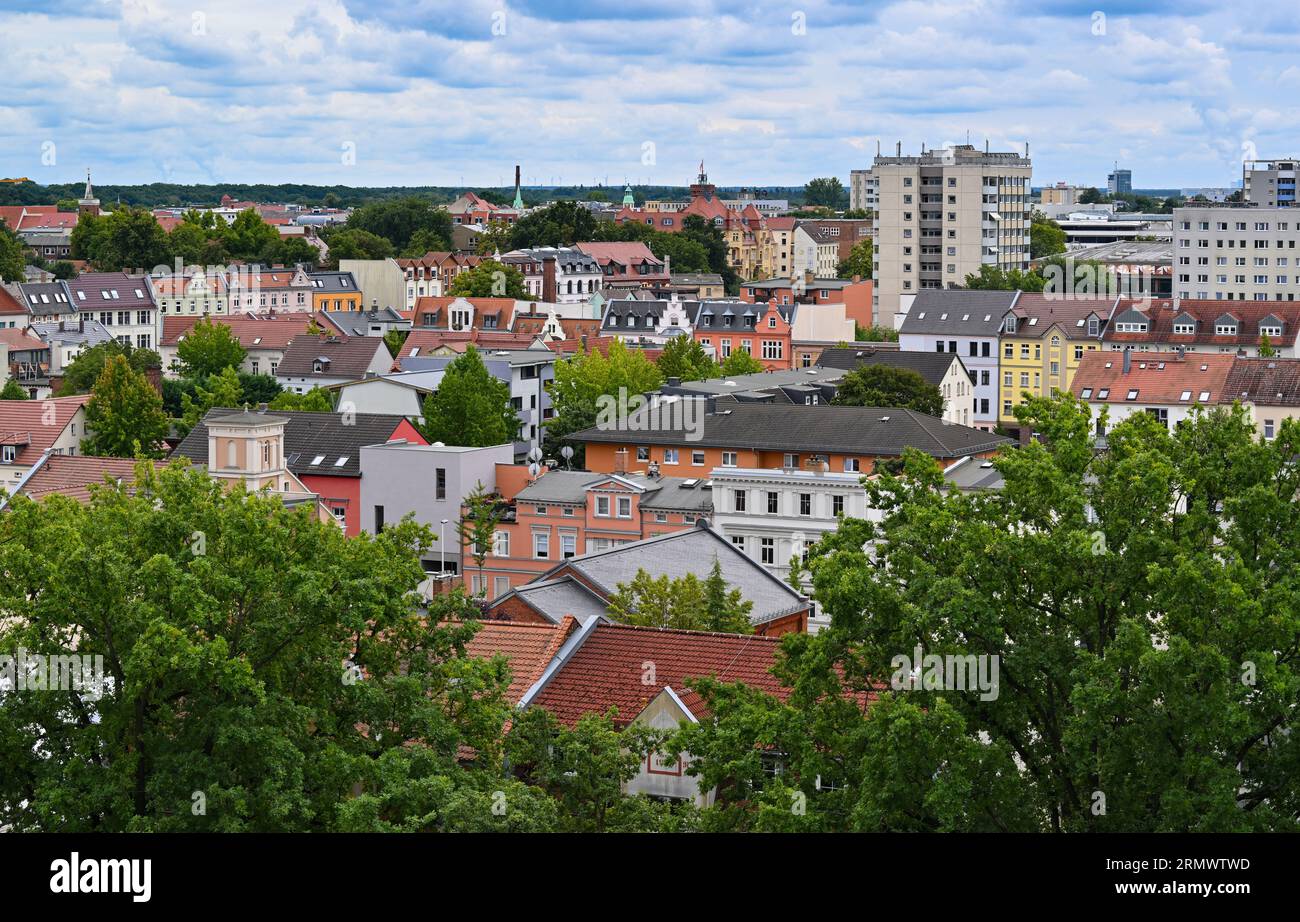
left=1071, top=350, right=1235, bottom=404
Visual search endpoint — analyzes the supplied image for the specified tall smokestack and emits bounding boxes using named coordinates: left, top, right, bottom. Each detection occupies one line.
left=542, top=256, right=557, bottom=304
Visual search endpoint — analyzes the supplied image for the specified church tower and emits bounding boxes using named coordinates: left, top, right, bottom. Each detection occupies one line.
left=78, top=168, right=101, bottom=217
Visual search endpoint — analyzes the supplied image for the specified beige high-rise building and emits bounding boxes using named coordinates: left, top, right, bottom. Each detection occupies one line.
left=1243, top=158, right=1297, bottom=207
left=1172, top=205, right=1300, bottom=302
left=872, top=144, right=1032, bottom=328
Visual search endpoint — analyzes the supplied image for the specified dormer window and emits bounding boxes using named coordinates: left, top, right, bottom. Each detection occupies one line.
left=1003, top=316, right=1017, bottom=335
left=1173, top=319, right=1196, bottom=335
left=1087, top=317, right=1099, bottom=336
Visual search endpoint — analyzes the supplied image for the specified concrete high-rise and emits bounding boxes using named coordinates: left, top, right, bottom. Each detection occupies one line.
left=871, top=143, right=1031, bottom=328
left=1244, top=158, right=1297, bottom=207
left=1107, top=168, right=1132, bottom=196
left=1173, top=204, right=1300, bottom=302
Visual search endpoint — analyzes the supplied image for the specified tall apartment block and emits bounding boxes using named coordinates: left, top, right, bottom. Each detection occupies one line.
left=1244, top=158, right=1297, bottom=207
left=849, top=169, right=877, bottom=212
left=871, top=144, right=1032, bottom=328
left=1172, top=205, right=1300, bottom=302
left=1107, top=168, right=1132, bottom=196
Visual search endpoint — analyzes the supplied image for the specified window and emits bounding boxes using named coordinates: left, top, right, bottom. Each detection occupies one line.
left=799, top=493, right=812, bottom=516
left=533, top=531, right=549, bottom=559
left=636, top=446, right=650, bottom=461
left=766, top=491, right=779, bottom=514
left=721, top=450, right=738, bottom=466
left=616, top=496, right=632, bottom=518
left=435, top=468, right=446, bottom=500
left=832, top=494, right=845, bottom=516
left=492, top=531, right=509, bottom=557
left=374, top=505, right=385, bottom=533
left=596, top=495, right=610, bottom=517
left=843, top=458, right=860, bottom=472
left=691, top=450, right=705, bottom=466
left=1265, top=419, right=1276, bottom=439
left=783, top=453, right=798, bottom=468
left=1, top=445, right=15, bottom=463
left=561, top=532, right=577, bottom=559
left=733, top=489, right=747, bottom=512
left=760, top=538, right=775, bottom=565
left=731, top=535, right=746, bottom=552
left=664, top=448, right=679, bottom=464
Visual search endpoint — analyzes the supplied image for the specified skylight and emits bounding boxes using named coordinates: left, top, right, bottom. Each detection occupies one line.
left=334, top=456, right=349, bottom=467
left=310, top=455, right=325, bottom=466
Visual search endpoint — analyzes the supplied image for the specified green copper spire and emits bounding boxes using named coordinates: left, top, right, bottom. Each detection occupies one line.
left=622, top=183, right=634, bottom=206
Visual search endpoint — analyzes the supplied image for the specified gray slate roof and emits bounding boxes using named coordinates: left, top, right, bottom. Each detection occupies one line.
left=173, top=407, right=411, bottom=477
left=898, top=290, right=1019, bottom=336
left=574, top=402, right=1012, bottom=459
left=815, top=347, right=970, bottom=386
left=513, top=470, right=712, bottom=513
left=502, top=576, right=612, bottom=625
left=275, top=334, right=390, bottom=378
left=540, top=525, right=809, bottom=627
left=942, top=455, right=1006, bottom=492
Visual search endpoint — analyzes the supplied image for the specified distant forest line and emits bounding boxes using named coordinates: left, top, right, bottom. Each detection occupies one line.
left=0, top=181, right=808, bottom=210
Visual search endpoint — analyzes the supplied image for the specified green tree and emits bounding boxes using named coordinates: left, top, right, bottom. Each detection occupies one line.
left=508, top=201, right=597, bottom=250
left=176, top=317, right=247, bottom=378
left=167, top=220, right=229, bottom=266
left=347, top=197, right=452, bottom=253
left=963, top=264, right=1047, bottom=292
left=180, top=365, right=245, bottom=436
left=0, top=218, right=26, bottom=281
left=680, top=215, right=738, bottom=293
left=223, top=209, right=281, bottom=261
left=0, top=462, right=526, bottom=831
left=57, top=341, right=161, bottom=396
left=646, top=232, right=711, bottom=274
left=456, top=481, right=506, bottom=597
left=506, top=707, right=688, bottom=832
left=833, top=365, right=943, bottom=417
left=607, top=564, right=753, bottom=633
left=1259, top=334, right=1277, bottom=358
left=677, top=396, right=1300, bottom=831
left=82, top=354, right=169, bottom=457
left=419, top=345, right=519, bottom=446
left=71, top=207, right=170, bottom=271
left=855, top=323, right=899, bottom=343
left=50, top=260, right=77, bottom=280
left=657, top=335, right=718, bottom=382
left=473, top=220, right=514, bottom=257
left=1030, top=213, right=1068, bottom=260
left=545, top=339, right=663, bottom=464
left=719, top=348, right=765, bottom=376
left=269, top=387, right=334, bottom=412
left=0, top=378, right=30, bottom=400
left=323, top=228, right=394, bottom=267
left=836, top=238, right=873, bottom=279
left=446, top=259, right=530, bottom=299
left=804, top=177, right=848, bottom=209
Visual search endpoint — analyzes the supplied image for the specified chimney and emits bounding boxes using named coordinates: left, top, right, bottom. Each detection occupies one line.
left=667, top=376, right=681, bottom=388
left=58, top=320, right=64, bottom=332
left=542, top=256, right=558, bottom=303
left=144, top=364, right=162, bottom=395
left=1122, top=349, right=1131, bottom=374
left=78, top=317, right=84, bottom=333
left=804, top=268, right=814, bottom=287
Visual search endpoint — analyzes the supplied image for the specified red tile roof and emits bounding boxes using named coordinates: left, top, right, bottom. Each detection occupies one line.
left=542, top=335, right=663, bottom=362
left=1222, top=357, right=1300, bottom=406
left=0, top=328, right=47, bottom=351
left=1071, top=350, right=1235, bottom=404
left=159, top=314, right=315, bottom=348
left=0, top=396, right=89, bottom=467
left=1104, top=299, right=1300, bottom=348
left=0, top=285, right=30, bottom=316
left=1007, top=293, right=1117, bottom=340
left=464, top=617, right=580, bottom=705
left=18, top=455, right=165, bottom=504
left=529, top=622, right=790, bottom=727
left=399, top=329, right=537, bottom=360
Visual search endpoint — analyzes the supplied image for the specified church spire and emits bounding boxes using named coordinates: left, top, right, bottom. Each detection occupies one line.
left=512, top=164, right=524, bottom=210
left=78, top=167, right=101, bottom=217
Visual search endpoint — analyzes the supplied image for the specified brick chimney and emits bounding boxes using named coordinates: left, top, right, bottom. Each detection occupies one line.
left=144, top=364, right=163, bottom=394
left=542, top=256, right=558, bottom=303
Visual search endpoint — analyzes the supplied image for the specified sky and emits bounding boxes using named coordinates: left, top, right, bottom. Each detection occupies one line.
left=0, top=0, right=1297, bottom=191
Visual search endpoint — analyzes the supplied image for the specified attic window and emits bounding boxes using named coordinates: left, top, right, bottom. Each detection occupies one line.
left=1097, top=388, right=1110, bottom=399
left=916, top=312, right=926, bottom=320
left=1126, top=389, right=1139, bottom=400
left=1180, top=390, right=1191, bottom=401
left=1174, top=320, right=1196, bottom=334
left=1080, top=388, right=1092, bottom=399
left=1027, top=317, right=1037, bottom=326
left=252, top=337, right=262, bottom=345
left=1215, top=323, right=1237, bottom=335
left=1199, top=391, right=1210, bottom=402
left=1261, top=325, right=1282, bottom=337
left=334, top=456, right=349, bottom=467
left=310, top=455, right=326, bottom=466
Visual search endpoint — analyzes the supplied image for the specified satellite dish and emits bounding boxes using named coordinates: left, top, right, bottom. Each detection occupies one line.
left=527, top=446, right=544, bottom=463
left=560, top=446, right=574, bottom=460
left=528, top=462, right=541, bottom=477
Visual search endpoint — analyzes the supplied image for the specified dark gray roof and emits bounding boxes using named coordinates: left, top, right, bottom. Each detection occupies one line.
left=17, top=281, right=74, bottom=312
left=29, top=320, right=113, bottom=345
left=574, top=402, right=1012, bottom=459
left=307, top=271, right=360, bottom=293
left=513, top=470, right=712, bottom=513
left=499, top=576, right=611, bottom=625
left=172, top=407, right=411, bottom=477
left=504, top=247, right=600, bottom=274
left=942, top=455, right=1006, bottom=492
left=691, top=300, right=795, bottom=328
left=66, top=272, right=156, bottom=311
left=662, top=366, right=844, bottom=397
left=275, top=334, right=390, bottom=378
left=539, top=525, right=808, bottom=627
left=320, top=307, right=406, bottom=336
left=815, top=347, right=970, bottom=386
left=898, top=290, right=1019, bottom=336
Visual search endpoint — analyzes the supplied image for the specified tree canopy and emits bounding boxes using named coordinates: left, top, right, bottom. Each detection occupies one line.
left=176, top=317, right=246, bottom=378
left=446, top=259, right=530, bottom=300
left=545, top=339, right=663, bottom=465
left=672, top=396, right=1300, bottom=831
left=82, top=353, right=170, bottom=458
left=419, top=345, right=520, bottom=447
left=832, top=365, right=943, bottom=417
